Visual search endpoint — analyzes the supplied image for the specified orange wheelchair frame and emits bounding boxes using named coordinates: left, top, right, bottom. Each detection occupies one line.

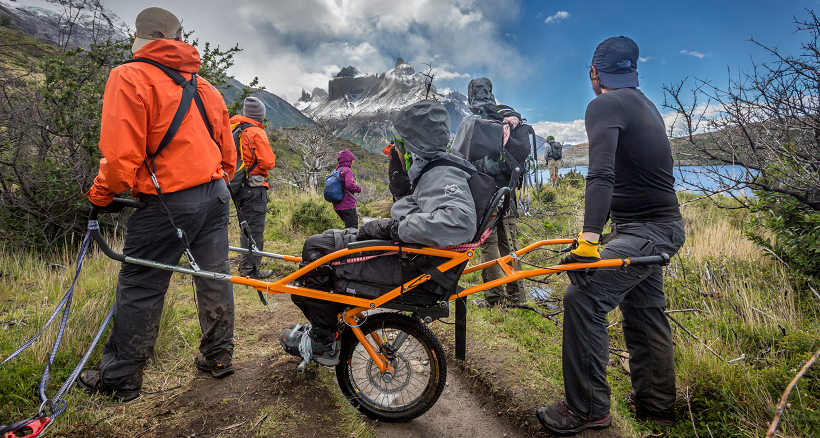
left=89, top=196, right=669, bottom=422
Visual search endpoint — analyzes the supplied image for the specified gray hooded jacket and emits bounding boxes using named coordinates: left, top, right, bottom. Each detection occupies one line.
left=390, top=100, right=477, bottom=247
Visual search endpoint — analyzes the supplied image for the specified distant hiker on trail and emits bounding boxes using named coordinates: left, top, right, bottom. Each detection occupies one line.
left=536, top=36, right=685, bottom=434
left=80, top=7, right=238, bottom=402
left=545, top=135, right=562, bottom=184
left=329, top=149, right=362, bottom=229
left=281, top=100, right=477, bottom=366
left=460, top=77, right=525, bottom=308
left=230, top=97, right=277, bottom=279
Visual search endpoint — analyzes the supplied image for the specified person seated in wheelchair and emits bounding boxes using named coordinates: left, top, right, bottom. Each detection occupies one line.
left=281, top=100, right=478, bottom=366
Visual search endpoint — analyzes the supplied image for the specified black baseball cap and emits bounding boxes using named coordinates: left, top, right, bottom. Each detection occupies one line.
left=592, top=36, right=639, bottom=89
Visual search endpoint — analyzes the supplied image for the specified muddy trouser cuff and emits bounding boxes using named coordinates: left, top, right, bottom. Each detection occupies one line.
left=236, top=186, right=268, bottom=274
left=562, top=220, right=684, bottom=419
left=99, top=181, right=234, bottom=389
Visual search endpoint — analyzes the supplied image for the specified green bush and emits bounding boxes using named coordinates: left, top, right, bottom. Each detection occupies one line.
left=290, top=199, right=339, bottom=235
left=560, top=169, right=585, bottom=188
left=745, top=189, right=820, bottom=279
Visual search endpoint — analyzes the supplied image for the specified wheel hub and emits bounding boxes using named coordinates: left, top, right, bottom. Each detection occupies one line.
left=366, top=353, right=411, bottom=393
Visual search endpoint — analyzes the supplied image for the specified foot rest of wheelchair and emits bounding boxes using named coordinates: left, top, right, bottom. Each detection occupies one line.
left=381, top=301, right=450, bottom=322
left=346, top=240, right=426, bottom=250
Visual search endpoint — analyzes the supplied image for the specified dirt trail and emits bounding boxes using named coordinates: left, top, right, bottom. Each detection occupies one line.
left=70, top=295, right=622, bottom=437
left=374, top=367, right=528, bottom=438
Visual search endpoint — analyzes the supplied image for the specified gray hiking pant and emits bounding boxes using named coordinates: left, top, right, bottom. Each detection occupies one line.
left=480, top=216, right=524, bottom=304
left=562, top=220, right=685, bottom=420
left=99, top=180, right=234, bottom=391
left=235, top=185, right=268, bottom=276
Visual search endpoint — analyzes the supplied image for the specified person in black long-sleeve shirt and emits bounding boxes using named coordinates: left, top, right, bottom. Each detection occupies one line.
left=536, top=36, right=686, bottom=434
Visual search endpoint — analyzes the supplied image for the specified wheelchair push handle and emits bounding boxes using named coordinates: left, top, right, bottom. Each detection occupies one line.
left=628, top=253, right=670, bottom=267
left=88, top=197, right=146, bottom=221
left=88, top=198, right=146, bottom=262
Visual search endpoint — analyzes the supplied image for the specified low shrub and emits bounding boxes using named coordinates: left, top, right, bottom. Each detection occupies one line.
left=289, top=198, right=339, bottom=235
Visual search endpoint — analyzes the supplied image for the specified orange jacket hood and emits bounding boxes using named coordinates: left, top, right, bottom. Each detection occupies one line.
left=133, top=39, right=201, bottom=73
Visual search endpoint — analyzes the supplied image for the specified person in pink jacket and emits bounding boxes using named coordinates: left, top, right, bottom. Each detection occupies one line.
left=332, top=149, right=362, bottom=228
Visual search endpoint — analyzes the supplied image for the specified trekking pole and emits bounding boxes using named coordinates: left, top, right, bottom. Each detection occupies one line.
left=347, top=189, right=364, bottom=206
left=222, top=176, right=268, bottom=306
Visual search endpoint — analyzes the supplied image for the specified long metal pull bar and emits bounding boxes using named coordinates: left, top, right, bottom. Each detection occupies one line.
left=228, top=246, right=301, bottom=262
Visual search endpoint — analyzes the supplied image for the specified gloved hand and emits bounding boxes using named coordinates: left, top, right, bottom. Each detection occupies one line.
left=559, top=233, right=600, bottom=287
left=388, top=145, right=410, bottom=199
left=357, top=219, right=401, bottom=242
left=91, top=195, right=126, bottom=213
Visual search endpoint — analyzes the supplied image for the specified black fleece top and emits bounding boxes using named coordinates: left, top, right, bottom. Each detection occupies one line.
left=583, top=87, right=681, bottom=234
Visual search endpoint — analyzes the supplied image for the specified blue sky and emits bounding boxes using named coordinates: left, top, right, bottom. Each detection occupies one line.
left=104, top=0, right=813, bottom=143
left=492, top=1, right=810, bottom=142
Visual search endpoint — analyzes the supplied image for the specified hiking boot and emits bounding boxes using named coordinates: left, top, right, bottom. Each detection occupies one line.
left=536, top=401, right=611, bottom=434
left=624, top=392, right=676, bottom=426
left=312, top=335, right=341, bottom=367
left=472, top=298, right=503, bottom=309
left=280, top=324, right=340, bottom=367
left=239, top=269, right=274, bottom=279
left=280, top=323, right=310, bottom=357
left=195, top=349, right=234, bottom=379
left=77, top=369, right=141, bottom=402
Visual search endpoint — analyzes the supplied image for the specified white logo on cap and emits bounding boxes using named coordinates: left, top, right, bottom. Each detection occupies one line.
left=618, top=60, right=632, bottom=68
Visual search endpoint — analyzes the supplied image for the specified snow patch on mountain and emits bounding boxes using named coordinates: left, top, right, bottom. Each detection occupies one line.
left=0, top=0, right=129, bottom=48
left=295, top=58, right=471, bottom=151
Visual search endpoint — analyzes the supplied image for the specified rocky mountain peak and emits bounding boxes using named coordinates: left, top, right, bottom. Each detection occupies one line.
left=392, top=58, right=415, bottom=76
left=294, top=57, right=471, bottom=152
left=335, top=66, right=361, bottom=78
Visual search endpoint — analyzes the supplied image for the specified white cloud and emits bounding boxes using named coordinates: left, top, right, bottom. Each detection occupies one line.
left=530, top=119, right=587, bottom=144
left=639, top=56, right=654, bottom=63
left=680, top=50, right=710, bottom=59
left=431, top=68, right=472, bottom=80
left=105, top=0, right=528, bottom=104
left=544, top=11, right=569, bottom=24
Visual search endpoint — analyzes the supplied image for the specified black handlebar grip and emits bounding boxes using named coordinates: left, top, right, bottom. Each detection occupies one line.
left=111, top=198, right=147, bottom=209
left=628, top=253, right=671, bottom=266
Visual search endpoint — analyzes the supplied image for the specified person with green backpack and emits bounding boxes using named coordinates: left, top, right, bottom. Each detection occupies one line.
left=229, top=97, right=276, bottom=278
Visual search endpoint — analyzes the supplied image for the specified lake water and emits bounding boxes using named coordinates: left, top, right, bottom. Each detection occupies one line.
left=540, top=165, right=756, bottom=194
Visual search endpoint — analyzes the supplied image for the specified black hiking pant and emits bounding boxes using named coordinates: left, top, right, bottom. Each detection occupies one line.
left=334, top=208, right=358, bottom=229
left=235, top=185, right=268, bottom=276
left=562, top=220, right=685, bottom=420
left=98, top=180, right=234, bottom=391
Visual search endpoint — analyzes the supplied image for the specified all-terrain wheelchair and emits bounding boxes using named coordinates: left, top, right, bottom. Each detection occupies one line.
left=88, top=189, right=669, bottom=423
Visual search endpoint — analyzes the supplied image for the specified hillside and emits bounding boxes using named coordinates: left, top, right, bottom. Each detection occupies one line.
left=222, top=78, right=312, bottom=129
left=557, top=131, right=722, bottom=168
left=0, top=0, right=128, bottom=49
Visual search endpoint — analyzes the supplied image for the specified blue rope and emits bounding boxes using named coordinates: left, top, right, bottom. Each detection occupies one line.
left=0, top=223, right=112, bottom=432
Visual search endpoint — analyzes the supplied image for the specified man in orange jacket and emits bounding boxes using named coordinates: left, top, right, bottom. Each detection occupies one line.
left=229, top=97, right=276, bottom=278
left=79, top=7, right=237, bottom=402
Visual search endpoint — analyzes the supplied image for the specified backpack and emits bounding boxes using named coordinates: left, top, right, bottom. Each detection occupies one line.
left=548, top=140, right=563, bottom=161
left=411, top=160, right=496, bottom=239
left=323, top=169, right=345, bottom=203
left=229, top=122, right=257, bottom=194
left=451, top=104, right=537, bottom=188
